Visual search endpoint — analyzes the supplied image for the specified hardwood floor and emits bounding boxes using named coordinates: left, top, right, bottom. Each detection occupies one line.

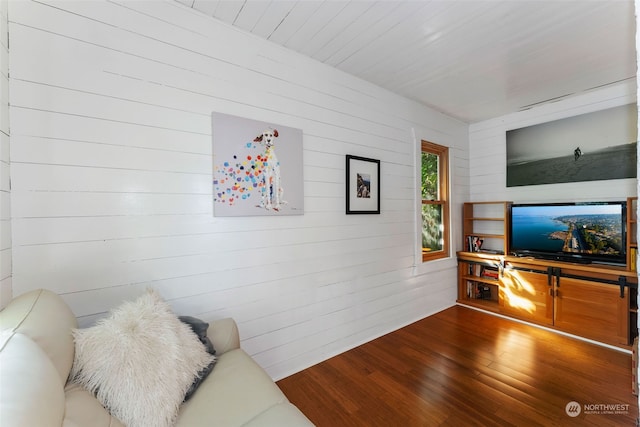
left=277, top=305, right=638, bottom=426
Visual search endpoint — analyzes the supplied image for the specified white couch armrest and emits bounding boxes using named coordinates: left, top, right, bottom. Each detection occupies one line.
left=207, top=318, right=240, bottom=355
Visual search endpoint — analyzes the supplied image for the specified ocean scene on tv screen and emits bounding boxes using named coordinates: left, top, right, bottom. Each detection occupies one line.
left=511, top=204, right=623, bottom=256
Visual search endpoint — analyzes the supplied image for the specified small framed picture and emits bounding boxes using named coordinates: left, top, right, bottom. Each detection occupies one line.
left=346, top=155, right=380, bottom=214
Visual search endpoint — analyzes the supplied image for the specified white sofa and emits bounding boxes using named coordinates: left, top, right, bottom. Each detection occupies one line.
left=0, top=289, right=314, bottom=427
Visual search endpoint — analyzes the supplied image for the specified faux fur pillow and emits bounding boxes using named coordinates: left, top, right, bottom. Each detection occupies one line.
left=70, top=289, right=215, bottom=427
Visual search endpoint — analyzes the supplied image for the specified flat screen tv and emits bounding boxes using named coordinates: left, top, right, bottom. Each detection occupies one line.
left=509, top=201, right=627, bottom=265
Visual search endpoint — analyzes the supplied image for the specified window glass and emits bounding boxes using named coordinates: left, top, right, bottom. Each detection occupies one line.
left=422, top=204, right=443, bottom=252
left=421, top=141, right=449, bottom=261
left=421, top=152, right=439, bottom=200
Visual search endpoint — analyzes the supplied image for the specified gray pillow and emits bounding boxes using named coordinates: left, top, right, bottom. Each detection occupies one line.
left=179, top=316, right=217, bottom=401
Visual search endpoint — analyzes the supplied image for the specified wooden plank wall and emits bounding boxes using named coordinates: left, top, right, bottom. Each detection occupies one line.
left=468, top=80, right=637, bottom=203
left=0, top=0, right=10, bottom=307
left=7, top=0, right=468, bottom=380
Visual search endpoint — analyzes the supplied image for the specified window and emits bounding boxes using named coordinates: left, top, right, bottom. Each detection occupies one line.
left=421, top=140, right=449, bottom=261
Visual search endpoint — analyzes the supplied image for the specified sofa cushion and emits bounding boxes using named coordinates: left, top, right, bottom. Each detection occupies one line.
left=207, top=317, right=241, bottom=355
left=70, top=289, right=215, bottom=427
left=63, top=383, right=125, bottom=427
left=177, top=348, right=313, bottom=427
left=0, top=289, right=77, bottom=383
left=0, top=331, right=66, bottom=427
left=243, top=402, right=316, bottom=427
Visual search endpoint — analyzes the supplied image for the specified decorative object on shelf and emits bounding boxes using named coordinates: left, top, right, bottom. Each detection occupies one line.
left=506, top=103, right=637, bottom=187
left=212, top=112, right=304, bottom=216
left=346, top=155, right=380, bottom=214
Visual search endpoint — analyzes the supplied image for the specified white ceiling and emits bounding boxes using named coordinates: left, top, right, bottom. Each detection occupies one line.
left=176, top=0, right=637, bottom=123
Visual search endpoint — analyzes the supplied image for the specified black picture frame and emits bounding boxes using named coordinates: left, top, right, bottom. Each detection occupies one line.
left=346, top=155, right=380, bottom=214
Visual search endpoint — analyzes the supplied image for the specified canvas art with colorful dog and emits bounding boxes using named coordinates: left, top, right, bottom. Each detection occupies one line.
left=212, top=113, right=304, bottom=216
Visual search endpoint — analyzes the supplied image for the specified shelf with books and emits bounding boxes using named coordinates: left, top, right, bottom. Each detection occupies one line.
left=462, top=201, right=511, bottom=255
left=628, top=197, right=637, bottom=271
left=629, top=232, right=638, bottom=344
left=458, top=257, right=500, bottom=310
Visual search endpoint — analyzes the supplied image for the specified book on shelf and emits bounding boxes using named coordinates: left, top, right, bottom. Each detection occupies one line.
left=466, top=235, right=484, bottom=252
left=466, top=280, right=492, bottom=300
left=481, top=267, right=499, bottom=279
left=467, top=263, right=477, bottom=276
left=475, top=264, right=482, bottom=276
left=631, top=248, right=637, bottom=271
left=467, top=264, right=498, bottom=279
left=465, top=235, right=504, bottom=255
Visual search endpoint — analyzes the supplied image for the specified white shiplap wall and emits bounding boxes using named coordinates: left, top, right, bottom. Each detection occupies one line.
left=7, top=0, right=468, bottom=380
left=469, top=80, right=637, bottom=203
left=0, top=0, right=10, bottom=307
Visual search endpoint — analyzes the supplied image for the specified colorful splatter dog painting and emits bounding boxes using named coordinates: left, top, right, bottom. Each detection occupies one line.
left=212, top=112, right=304, bottom=216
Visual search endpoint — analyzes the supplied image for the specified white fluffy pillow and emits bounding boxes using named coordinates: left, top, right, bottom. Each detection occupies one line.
left=71, top=289, right=215, bottom=427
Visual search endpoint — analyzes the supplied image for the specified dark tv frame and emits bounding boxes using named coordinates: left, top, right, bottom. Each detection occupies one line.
left=509, top=201, right=627, bottom=266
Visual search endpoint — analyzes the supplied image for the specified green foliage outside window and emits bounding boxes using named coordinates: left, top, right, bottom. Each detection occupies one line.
left=421, top=152, right=438, bottom=200
left=422, top=152, right=441, bottom=251
left=422, top=204, right=442, bottom=251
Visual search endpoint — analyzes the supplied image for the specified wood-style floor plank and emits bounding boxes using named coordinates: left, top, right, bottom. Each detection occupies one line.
left=277, top=306, right=638, bottom=426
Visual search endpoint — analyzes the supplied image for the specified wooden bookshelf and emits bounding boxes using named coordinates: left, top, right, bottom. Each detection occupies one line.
left=627, top=196, right=637, bottom=271
left=627, top=196, right=638, bottom=344
left=462, top=201, right=511, bottom=255
left=457, top=253, right=501, bottom=312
